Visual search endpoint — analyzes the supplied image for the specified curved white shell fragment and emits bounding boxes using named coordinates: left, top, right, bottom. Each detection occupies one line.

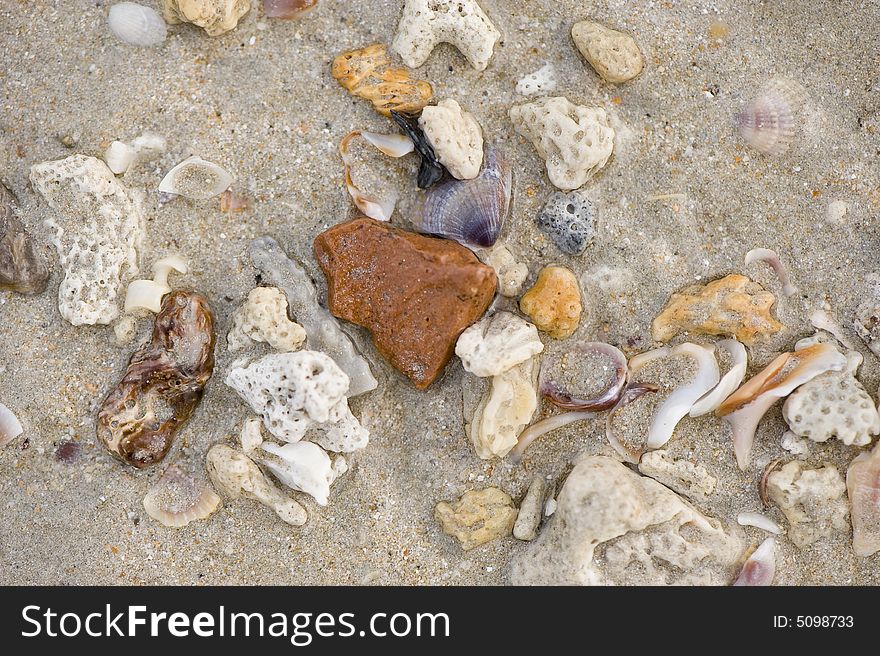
left=733, top=537, right=776, bottom=586
left=105, top=132, right=167, bottom=175
left=717, top=343, right=847, bottom=470
left=689, top=339, right=747, bottom=417
left=108, top=2, right=167, bottom=47
left=159, top=156, right=233, bottom=200
left=745, top=248, right=798, bottom=297
left=644, top=343, right=720, bottom=449
left=142, top=465, right=222, bottom=528
left=809, top=309, right=854, bottom=350
left=510, top=410, right=596, bottom=464
left=846, top=445, right=880, bottom=557
left=340, top=130, right=414, bottom=222
left=737, top=512, right=783, bottom=534
left=258, top=441, right=345, bottom=506
left=0, top=403, right=23, bottom=448
left=124, top=255, right=187, bottom=313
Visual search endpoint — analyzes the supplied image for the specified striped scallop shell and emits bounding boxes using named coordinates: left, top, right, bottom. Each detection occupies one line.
left=415, top=148, right=511, bottom=249
left=108, top=2, right=167, bottom=47
left=734, top=79, right=805, bottom=156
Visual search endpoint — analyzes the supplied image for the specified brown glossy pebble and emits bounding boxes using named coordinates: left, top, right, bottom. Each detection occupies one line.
left=331, top=43, right=433, bottom=117
left=314, top=217, right=496, bottom=389
left=97, top=291, right=215, bottom=469
left=0, top=182, right=49, bottom=295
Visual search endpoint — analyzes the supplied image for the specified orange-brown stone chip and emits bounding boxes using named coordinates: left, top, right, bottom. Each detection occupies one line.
left=314, top=217, right=496, bottom=389
left=331, top=43, right=433, bottom=117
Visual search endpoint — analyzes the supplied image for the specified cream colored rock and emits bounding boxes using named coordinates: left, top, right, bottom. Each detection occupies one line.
left=481, top=244, right=527, bottom=297
left=206, top=445, right=307, bottom=526
left=419, top=99, right=483, bottom=180
left=638, top=449, right=717, bottom=502
left=467, top=356, right=539, bottom=459
left=455, top=311, right=543, bottom=377
left=509, top=97, right=614, bottom=191
left=225, top=351, right=368, bottom=452
left=227, top=287, right=306, bottom=353
left=846, top=443, right=880, bottom=557
left=571, top=20, right=644, bottom=83
left=782, top=351, right=880, bottom=447
left=392, top=0, right=501, bottom=71
left=434, top=487, right=518, bottom=550
left=510, top=456, right=743, bottom=585
left=160, top=0, right=250, bottom=36
left=513, top=476, right=546, bottom=541
left=29, top=155, right=143, bottom=326
left=766, top=461, right=850, bottom=548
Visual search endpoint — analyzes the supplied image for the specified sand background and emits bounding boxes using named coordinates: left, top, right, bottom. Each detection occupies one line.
left=1, top=0, right=879, bottom=585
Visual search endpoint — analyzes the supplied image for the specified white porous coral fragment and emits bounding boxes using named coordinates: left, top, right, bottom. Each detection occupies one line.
left=239, top=417, right=264, bottom=454
left=766, top=461, right=849, bottom=547
left=638, top=449, right=717, bottom=502
left=571, top=20, right=644, bottom=84
left=206, top=444, right=307, bottom=526
left=509, top=97, right=615, bottom=191
left=227, top=287, right=306, bottom=353
left=516, top=63, right=557, bottom=96
left=30, top=155, right=143, bottom=326
left=419, top=99, right=484, bottom=180
left=391, top=0, right=501, bottom=71
left=124, top=255, right=188, bottom=313
left=782, top=351, right=880, bottom=446
left=225, top=351, right=369, bottom=452
left=257, top=441, right=347, bottom=506
left=160, top=0, right=251, bottom=36
left=455, top=311, right=544, bottom=377
left=482, top=244, right=527, bottom=297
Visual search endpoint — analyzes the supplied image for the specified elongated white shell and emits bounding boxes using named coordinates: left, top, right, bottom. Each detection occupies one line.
left=644, top=343, right=720, bottom=449
left=159, top=156, right=233, bottom=200
left=108, top=3, right=167, bottom=47
left=0, top=403, right=23, bottom=448
left=737, top=511, right=783, bottom=534
left=143, top=465, right=222, bottom=528
left=745, top=247, right=798, bottom=296
left=733, top=537, right=776, bottom=586
left=689, top=339, right=747, bottom=417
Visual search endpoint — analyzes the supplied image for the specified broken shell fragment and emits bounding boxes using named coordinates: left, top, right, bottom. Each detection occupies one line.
left=732, top=537, right=776, bottom=586
left=142, top=464, right=222, bottom=528
left=745, top=247, right=798, bottom=297
left=340, top=130, right=414, bottom=222
left=689, top=339, right=747, bottom=417
left=159, top=156, right=233, bottom=201
left=510, top=409, right=597, bottom=463
left=390, top=110, right=445, bottom=189
left=734, top=79, right=805, bottom=157
left=0, top=182, right=49, bottom=295
left=847, top=444, right=880, bottom=557
left=604, top=383, right=660, bottom=463
left=0, top=403, right=23, bottom=448
left=206, top=444, right=307, bottom=526
left=263, top=0, right=317, bottom=19
left=737, top=512, right=783, bottom=534
left=257, top=441, right=345, bottom=506
left=652, top=274, right=783, bottom=345
left=540, top=342, right=627, bottom=411
left=97, top=291, right=216, bottom=468
left=331, top=43, right=433, bottom=117
left=124, top=255, right=188, bottom=313
left=415, top=148, right=510, bottom=249
left=104, top=132, right=166, bottom=175
left=716, top=343, right=847, bottom=470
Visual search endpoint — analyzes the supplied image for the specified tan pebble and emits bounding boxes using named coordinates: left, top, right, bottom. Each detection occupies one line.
left=571, top=20, right=644, bottom=84
left=519, top=265, right=583, bottom=339
left=434, top=487, right=517, bottom=551
left=651, top=274, right=783, bottom=345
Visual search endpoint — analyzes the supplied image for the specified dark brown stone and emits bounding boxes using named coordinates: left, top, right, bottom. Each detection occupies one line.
left=314, top=217, right=497, bottom=389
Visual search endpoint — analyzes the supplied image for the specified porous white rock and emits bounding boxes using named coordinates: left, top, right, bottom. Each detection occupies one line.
left=225, top=351, right=368, bottom=452
left=571, top=20, right=644, bottom=84
left=227, top=287, right=306, bottom=353
left=509, top=97, right=615, bottom=191
left=206, top=444, right=307, bottom=526
left=467, top=356, right=538, bottom=459
left=258, top=441, right=347, bottom=506
left=510, top=456, right=743, bottom=585
left=481, top=244, right=527, bottom=297
left=782, top=351, right=879, bottom=447
left=455, top=311, right=543, bottom=378
left=766, top=461, right=850, bottom=548
left=516, top=63, right=557, bottom=96
left=160, top=0, right=250, bottom=36
left=239, top=417, right=264, bottom=454
left=30, top=155, right=143, bottom=326
left=637, top=449, right=717, bottom=502
left=392, top=0, right=501, bottom=71
left=418, top=99, right=484, bottom=180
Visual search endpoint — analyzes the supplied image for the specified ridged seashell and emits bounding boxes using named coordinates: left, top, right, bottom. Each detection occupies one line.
left=143, top=465, right=222, bottom=528
left=0, top=403, right=23, bottom=448
left=158, top=156, right=233, bottom=201
left=108, top=2, right=168, bottom=47
left=263, top=0, right=317, bottom=19
left=734, top=79, right=804, bottom=156
left=416, top=148, right=511, bottom=249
